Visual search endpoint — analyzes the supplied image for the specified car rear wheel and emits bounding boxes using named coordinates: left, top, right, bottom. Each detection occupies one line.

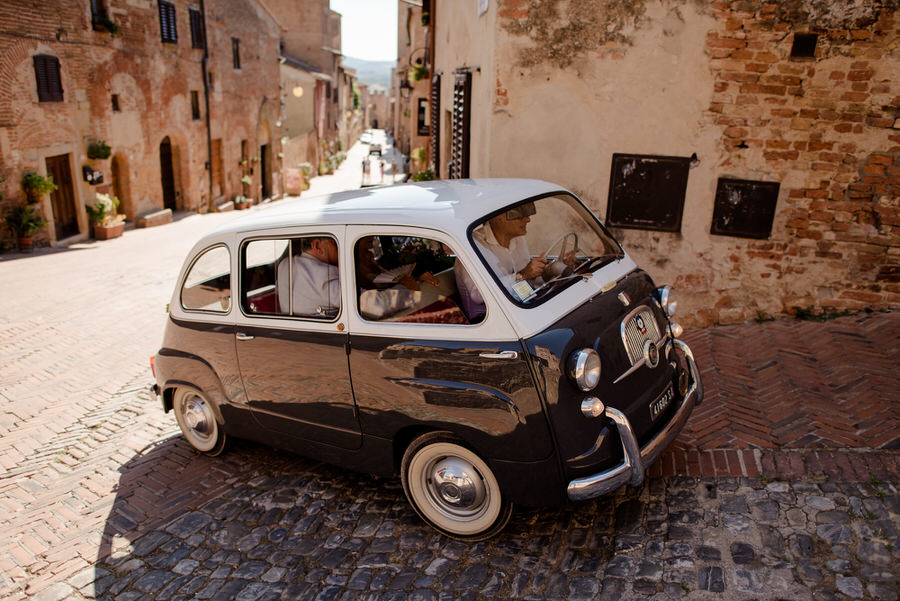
left=401, top=431, right=513, bottom=540
left=172, top=388, right=227, bottom=456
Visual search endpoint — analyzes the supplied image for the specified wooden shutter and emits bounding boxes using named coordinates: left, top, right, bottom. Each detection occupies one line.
left=33, top=55, right=63, bottom=102
left=159, top=1, right=177, bottom=44
left=449, top=71, right=471, bottom=180
left=210, top=139, right=223, bottom=198
left=430, top=73, right=441, bottom=174
left=189, top=8, right=205, bottom=49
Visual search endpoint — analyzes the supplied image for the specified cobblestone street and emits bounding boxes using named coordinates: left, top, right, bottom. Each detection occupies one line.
left=1, top=180, right=898, bottom=600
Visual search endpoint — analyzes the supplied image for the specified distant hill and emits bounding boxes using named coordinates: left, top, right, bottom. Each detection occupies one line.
left=342, top=56, right=394, bottom=89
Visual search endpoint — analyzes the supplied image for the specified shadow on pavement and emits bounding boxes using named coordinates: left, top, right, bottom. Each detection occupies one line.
left=87, top=431, right=899, bottom=599
left=89, top=434, right=626, bottom=600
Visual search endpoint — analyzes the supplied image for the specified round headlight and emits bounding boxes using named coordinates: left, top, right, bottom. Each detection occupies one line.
left=567, top=348, right=601, bottom=392
left=657, top=286, right=677, bottom=318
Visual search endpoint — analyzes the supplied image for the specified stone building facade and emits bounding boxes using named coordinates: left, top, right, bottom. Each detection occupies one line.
left=426, top=0, right=898, bottom=325
left=269, top=0, right=359, bottom=179
left=393, top=1, right=431, bottom=168
left=0, top=0, right=283, bottom=248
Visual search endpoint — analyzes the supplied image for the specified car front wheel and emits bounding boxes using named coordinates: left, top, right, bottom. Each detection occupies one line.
left=401, top=431, right=513, bottom=540
left=172, top=387, right=227, bottom=456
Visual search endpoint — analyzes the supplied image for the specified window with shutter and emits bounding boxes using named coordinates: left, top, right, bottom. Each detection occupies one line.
left=210, top=139, right=223, bottom=198
left=430, top=73, right=441, bottom=173
left=159, top=1, right=177, bottom=44
left=449, top=71, right=471, bottom=179
left=189, top=7, right=205, bottom=49
left=191, top=90, right=201, bottom=120
left=33, top=55, right=63, bottom=103
left=416, top=98, right=429, bottom=136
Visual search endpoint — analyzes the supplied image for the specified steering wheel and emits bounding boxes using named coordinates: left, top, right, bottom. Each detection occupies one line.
left=541, top=232, right=578, bottom=281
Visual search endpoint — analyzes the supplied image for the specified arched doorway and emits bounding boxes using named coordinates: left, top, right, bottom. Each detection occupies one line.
left=159, top=137, right=176, bottom=210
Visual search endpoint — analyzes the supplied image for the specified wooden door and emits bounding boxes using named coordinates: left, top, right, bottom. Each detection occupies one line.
left=259, top=144, right=270, bottom=199
left=45, top=154, right=78, bottom=239
left=160, top=137, right=176, bottom=210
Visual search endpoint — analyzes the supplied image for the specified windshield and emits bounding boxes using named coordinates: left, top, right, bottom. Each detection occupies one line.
left=469, top=193, right=623, bottom=307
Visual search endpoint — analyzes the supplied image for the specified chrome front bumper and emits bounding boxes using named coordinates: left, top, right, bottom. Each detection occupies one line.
left=566, top=340, right=703, bottom=502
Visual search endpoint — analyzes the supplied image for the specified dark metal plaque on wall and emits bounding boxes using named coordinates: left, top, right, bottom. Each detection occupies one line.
left=606, top=154, right=691, bottom=232
left=711, top=178, right=780, bottom=239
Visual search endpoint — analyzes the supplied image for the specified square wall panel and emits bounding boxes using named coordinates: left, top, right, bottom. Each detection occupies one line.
left=606, top=154, right=690, bottom=232
left=711, top=178, right=780, bottom=239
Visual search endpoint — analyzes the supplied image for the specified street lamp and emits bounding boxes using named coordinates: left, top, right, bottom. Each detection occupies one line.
left=399, top=78, right=413, bottom=99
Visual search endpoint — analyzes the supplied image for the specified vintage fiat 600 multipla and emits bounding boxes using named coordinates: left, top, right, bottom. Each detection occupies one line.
left=151, top=179, right=702, bottom=540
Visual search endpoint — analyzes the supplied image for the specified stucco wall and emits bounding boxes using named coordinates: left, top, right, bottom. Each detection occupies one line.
left=435, top=0, right=899, bottom=325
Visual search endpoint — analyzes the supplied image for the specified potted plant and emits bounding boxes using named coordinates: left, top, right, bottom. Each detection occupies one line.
left=298, top=162, right=313, bottom=190
left=234, top=195, right=251, bottom=210
left=5, top=203, right=47, bottom=251
left=85, top=192, right=125, bottom=240
left=21, top=172, right=57, bottom=204
left=409, top=63, right=430, bottom=83
left=87, top=140, right=112, bottom=160
left=411, top=168, right=435, bottom=182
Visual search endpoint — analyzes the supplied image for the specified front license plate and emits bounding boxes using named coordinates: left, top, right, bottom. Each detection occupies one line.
left=650, top=384, right=674, bottom=421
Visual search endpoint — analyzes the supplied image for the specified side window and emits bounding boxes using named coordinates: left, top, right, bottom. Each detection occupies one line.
left=181, top=246, right=231, bottom=313
left=242, top=236, right=340, bottom=320
left=354, top=235, right=483, bottom=324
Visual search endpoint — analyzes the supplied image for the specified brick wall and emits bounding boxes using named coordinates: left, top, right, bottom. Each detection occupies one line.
left=0, top=0, right=282, bottom=248
left=486, top=0, right=898, bottom=325
left=704, top=1, right=898, bottom=316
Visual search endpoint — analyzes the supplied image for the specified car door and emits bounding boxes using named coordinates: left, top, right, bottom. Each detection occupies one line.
left=344, top=226, right=553, bottom=463
left=234, top=227, right=362, bottom=450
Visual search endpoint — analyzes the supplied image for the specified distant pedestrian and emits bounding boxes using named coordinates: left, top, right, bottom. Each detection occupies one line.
left=361, top=158, right=369, bottom=185
left=391, top=160, right=397, bottom=183
left=380, top=159, right=385, bottom=183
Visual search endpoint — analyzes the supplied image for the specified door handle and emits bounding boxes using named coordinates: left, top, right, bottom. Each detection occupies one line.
left=236, top=332, right=254, bottom=341
left=479, top=350, right=518, bottom=360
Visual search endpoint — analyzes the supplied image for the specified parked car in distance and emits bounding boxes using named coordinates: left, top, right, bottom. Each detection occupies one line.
left=151, top=179, right=702, bottom=540
left=361, top=130, right=373, bottom=145
left=368, top=143, right=382, bottom=156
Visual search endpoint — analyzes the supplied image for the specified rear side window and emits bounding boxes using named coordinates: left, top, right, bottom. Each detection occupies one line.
left=241, top=236, right=341, bottom=320
left=181, top=245, right=231, bottom=313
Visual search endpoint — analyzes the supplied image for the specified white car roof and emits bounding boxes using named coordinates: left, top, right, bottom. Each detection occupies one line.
left=202, top=178, right=566, bottom=243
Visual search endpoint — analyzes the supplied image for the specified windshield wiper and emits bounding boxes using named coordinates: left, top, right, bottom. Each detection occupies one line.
left=575, top=253, right=622, bottom=275
left=521, top=273, right=585, bottom=302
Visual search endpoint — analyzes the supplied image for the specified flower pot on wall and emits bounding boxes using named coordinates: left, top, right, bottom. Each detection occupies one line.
left=17, top=236, right=33, bottom=251
left=93, top=222, right=124, bottom=240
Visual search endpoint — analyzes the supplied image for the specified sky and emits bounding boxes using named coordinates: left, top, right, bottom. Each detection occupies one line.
left=330, top=0, right=399, bottom=62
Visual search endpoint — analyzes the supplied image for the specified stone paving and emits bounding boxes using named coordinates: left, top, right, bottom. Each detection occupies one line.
left=1, top=157, right=898, bottom=600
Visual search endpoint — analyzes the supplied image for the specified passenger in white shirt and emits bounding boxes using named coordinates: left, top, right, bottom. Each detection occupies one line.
left=277, top=237, right=341, bottom=318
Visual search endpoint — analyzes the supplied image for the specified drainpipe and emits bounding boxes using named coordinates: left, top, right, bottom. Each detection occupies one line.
left=200, top=0, right=215, bottom=212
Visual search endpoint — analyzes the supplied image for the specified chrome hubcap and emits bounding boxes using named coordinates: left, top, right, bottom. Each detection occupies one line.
left=426, top=457, right=486, bottom=517
left=184, top=396, right=211, bottom=438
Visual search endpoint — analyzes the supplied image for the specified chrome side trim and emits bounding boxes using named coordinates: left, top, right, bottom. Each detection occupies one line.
left=567, top=340, right=704, bottom=502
